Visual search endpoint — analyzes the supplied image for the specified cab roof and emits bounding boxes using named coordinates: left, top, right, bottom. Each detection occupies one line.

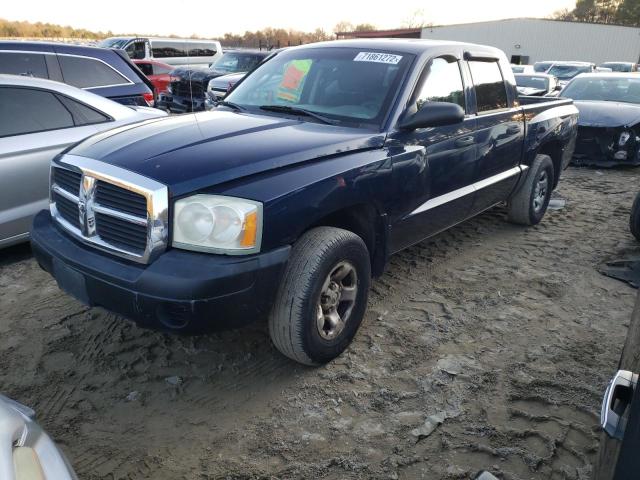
left=286, top=38, right=505, bottom=59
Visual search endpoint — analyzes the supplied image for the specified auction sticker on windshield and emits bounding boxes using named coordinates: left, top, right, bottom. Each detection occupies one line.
left=354, top=52, right=403, bottom=64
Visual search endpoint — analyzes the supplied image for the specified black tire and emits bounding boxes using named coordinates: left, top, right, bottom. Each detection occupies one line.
left=507, top=154, right=555, bottom=226
left=268, top=227, right=371, bottom=365
left=630, top=192, right=640, bottom=242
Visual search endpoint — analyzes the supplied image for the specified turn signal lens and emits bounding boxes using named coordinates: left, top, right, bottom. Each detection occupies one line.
left=241, top=211, right=258, bottom=247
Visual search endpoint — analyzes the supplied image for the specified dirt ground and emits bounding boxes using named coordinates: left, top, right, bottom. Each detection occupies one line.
left=1, top=167, right=638, bottom=480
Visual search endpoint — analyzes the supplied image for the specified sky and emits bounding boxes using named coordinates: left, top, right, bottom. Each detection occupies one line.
left=3, top=0, right=578, bottom=37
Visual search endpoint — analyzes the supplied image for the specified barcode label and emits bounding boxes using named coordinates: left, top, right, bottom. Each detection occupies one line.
left=354, top=52, right=403, bottom=64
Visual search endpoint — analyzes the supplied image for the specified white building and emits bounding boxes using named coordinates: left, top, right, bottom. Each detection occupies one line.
left=421, top=18, right=640, bottom=65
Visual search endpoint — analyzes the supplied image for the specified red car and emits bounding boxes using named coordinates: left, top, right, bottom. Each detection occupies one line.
left=133, top=59, right=174, bottom=96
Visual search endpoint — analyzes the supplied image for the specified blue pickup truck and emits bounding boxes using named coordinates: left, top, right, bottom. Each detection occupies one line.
left=31, top=39, right=578, bottom=365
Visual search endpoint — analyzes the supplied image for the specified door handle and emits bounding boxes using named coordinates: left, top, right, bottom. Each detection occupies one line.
left=601, top=369, right=638, bottom=440
left=455, top=136, right=475, bottom=148
left=507, top=126, right=522, bottom=135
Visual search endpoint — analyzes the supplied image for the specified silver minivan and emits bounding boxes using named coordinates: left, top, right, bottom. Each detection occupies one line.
left=98, top=37, right=223, bottom=67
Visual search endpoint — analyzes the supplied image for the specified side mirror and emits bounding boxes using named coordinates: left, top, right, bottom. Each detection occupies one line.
left=554, top=85, right=563, bottom=91
left=399, top=102, right=465, bottom=130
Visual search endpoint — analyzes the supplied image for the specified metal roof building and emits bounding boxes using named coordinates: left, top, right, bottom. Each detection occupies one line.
left=420, top=18, right=640, bottom=65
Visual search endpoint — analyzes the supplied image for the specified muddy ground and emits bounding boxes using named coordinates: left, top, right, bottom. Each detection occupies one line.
left=1, top=167, right=638, bottom=480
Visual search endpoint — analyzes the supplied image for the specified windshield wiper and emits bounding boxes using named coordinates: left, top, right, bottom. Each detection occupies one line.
left=216, top=101, right=246, bottom=111
left=259, top=105, right=339, bottom=125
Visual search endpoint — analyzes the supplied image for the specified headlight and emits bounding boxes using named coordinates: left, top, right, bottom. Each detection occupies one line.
left=173, top=195, right=262, bottom=254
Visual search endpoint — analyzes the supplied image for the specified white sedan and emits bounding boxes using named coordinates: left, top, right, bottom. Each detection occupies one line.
left=0, top=74, right=167, bottom=248
left=0, top=394, right=77, bottom=479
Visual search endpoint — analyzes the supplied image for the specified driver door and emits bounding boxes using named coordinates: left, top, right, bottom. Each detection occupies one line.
left=389, top=56, right=479, bottom=253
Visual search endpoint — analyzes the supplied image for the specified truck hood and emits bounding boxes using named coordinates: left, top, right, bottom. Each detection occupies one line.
left=69, top=111, right=385, bottom=197
left=575, top=100, right=640, bottom=128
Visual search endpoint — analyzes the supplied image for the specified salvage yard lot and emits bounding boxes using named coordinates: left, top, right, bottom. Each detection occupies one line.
left=0, top=167, right=637, bottom=479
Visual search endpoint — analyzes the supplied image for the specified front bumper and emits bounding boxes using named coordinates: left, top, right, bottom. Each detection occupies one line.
left=31, top=211, right=290, bottom=332
left=156, top=93, right=206, bottom=113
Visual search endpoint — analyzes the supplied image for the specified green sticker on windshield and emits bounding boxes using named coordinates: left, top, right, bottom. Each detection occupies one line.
left=277, top=59, right=312, bottom=103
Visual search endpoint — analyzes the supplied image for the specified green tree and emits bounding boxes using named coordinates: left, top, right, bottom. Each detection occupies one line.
left=556, top=0, right=623, bottom=23
left=616, top=0, right=640, bottom=25
left=354, top=23, right=376, bottom=31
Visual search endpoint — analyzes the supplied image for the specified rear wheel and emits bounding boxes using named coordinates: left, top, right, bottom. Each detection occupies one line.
left=507, top=154, right=554, bottom=226
left=268, top=227, right=371, bottom=365
left=630, top=192, right=640, bottom=242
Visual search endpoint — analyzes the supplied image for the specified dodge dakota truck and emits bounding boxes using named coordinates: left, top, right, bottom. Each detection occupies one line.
left=31, top=39, right=578, bottom=365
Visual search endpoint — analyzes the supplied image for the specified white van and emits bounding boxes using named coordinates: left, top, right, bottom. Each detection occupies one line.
left=98, top=37, right=223, bottom=67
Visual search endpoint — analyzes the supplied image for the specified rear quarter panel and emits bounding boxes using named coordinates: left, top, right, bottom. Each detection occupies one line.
left=520, top=98, right=579, bottom=173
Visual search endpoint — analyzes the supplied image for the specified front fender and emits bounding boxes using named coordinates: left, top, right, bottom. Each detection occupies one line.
left=213, top=149, right=394, bottom=252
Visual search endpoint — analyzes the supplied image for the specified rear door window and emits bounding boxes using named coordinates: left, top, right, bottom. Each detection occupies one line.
left=188, top=42, right=217, bottom=57
left=469, top=61, right=508, bottom=113
left=0, top=52, right=49, bottom=79
left=58, top=55, right=130, bottom=88
left=152, top=42, right=187, bottom=58
left=0, top=87, right=74, bottom=137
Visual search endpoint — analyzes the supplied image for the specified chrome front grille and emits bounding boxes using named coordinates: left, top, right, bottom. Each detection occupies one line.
left=50, top=155, right=169, bottom=264
left=96, top=181, right=148, bottom=217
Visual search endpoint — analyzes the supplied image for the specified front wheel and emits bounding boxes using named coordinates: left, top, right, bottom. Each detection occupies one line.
left=507, top=154, right=555, bottom=226
left=268, top=227, right=371, bottom=365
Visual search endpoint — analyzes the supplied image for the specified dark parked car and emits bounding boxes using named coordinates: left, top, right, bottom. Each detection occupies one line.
left=594, top=292, right=640, bottom=479
left=515, top=73, right=559, bottom=96
left=600, top=61, right=639, bottom=73
left=631, top=192, right=640, bottom=242
left=133, top=59, right=174, bottom=95
left=546, top=61, right=596, bottom=87
left=563, top=73, right=640, bottom=166
left=31, top=39, right=578, bottom=365
left=0, top=41, right=155, bottom=106
left=157, top=50, right=269, bottom=113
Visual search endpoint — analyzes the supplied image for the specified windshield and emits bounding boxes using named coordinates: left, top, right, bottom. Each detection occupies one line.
left=547, top=64, right=592, bottom=80
left=534, top=62, right=553, bottom=73
left=516, top=76, right=549, bottom=89
left=562, top=77, right=640, bottom=104
left=98, top=38, right=130, bottom=49
left=601, top=63, right=632, bottom=72
left=213, top=52, right=266, bottom=73
left=225, top=47, right=413, bottom=127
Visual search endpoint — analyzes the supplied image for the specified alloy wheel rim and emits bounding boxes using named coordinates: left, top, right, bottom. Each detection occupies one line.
left=533, top=170, right=548, bottom=212
left=316, top=261, right=358, bottom=340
